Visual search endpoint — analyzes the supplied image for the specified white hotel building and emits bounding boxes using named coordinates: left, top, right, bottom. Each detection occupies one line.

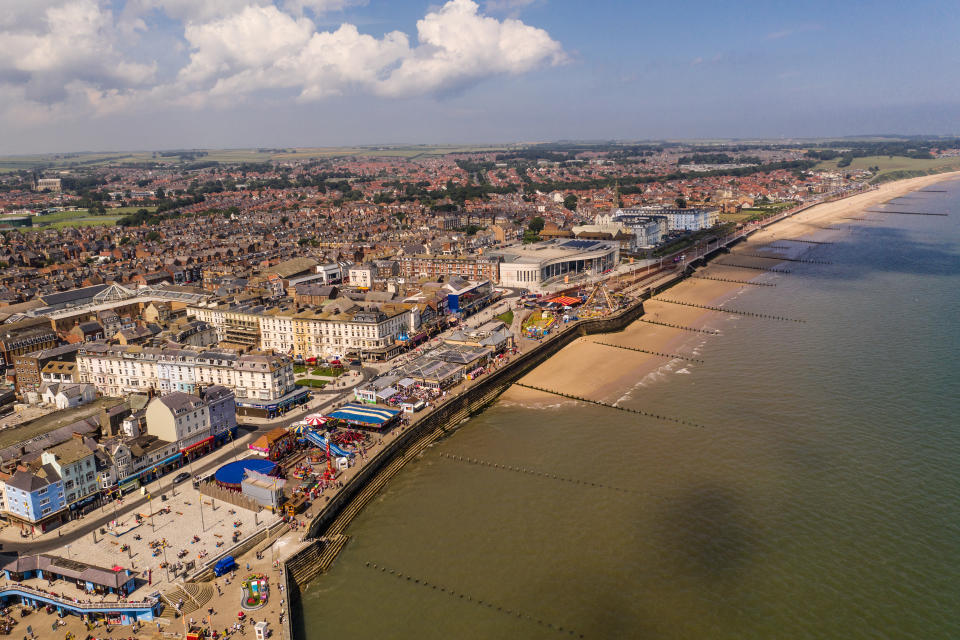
left=612, top=206, right=719, bottom=232
left=75, top=344, right=303, bottom=417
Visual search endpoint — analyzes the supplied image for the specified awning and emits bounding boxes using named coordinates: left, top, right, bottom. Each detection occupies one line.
left=181, top=436, right=214, bottom=453
left=375, top=386, right=398, bottom=399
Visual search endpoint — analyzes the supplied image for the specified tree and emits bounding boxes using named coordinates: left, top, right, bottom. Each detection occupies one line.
left=563, top=194, right=578, bottom=211
left=528, top=216, right=545, bottom=233
left=279, top=215, right=289, bottom=227
left=145, top=230, right=161, bottom=242
left=674, top=197, right=687, bottom=209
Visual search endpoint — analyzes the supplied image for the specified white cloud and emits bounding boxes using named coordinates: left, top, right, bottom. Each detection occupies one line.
left=0, top=0, right=565, bottom=125
left=176, top=0, right=564, bottom=102
left=378, top=0, right=565, bottom=96
left=0, top=0, right=154, bottom=109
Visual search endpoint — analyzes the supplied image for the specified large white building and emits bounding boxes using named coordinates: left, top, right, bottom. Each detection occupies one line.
left=76, top=344, right=296, bottom=404
left=188, top=300, right=416, bottom=362
left=490, top=239, right=620, bottom=291
left=612, top=207, right=719, bottom=232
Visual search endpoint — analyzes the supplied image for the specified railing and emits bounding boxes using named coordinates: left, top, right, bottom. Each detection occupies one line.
left=0, top=583, right=157, bottom=610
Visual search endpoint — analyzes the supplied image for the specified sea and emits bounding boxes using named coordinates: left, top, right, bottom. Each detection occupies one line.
left=298, top=181, right=960, bottom=639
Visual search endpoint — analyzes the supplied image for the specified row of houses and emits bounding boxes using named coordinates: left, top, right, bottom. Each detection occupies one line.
left=0, top=386, right=237, bottom=531
left=74, top=344, right=305, bottom=418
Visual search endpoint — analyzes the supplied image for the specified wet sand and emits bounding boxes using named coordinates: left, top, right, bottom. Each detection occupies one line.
left=504, top=171, right=960, bottom=406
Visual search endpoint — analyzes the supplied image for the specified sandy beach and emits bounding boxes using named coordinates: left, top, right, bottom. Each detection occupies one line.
left=504, top=171, right=960, bottom=407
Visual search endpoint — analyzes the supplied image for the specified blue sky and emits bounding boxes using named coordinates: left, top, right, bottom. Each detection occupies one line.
left=1, top=0, right=958, bottom=154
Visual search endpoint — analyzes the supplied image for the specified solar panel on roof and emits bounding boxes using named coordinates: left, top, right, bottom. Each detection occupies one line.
left=561, top=240, right=601, bottom=250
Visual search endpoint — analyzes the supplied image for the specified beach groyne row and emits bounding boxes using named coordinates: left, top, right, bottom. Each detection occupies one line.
left=713, top=262, right=792, bottom=274
left=777, top=238, right=834, bottom=245
left=513, top=382, right=705, bottom=428
left=655, top=298, right=806, bottom=323
left=362, top=562, right=584, bottom=638
left=437, top=452, right=643, bottom=494
left=591, top=340, right=704, bottom=363
left=638, top=317, right=721, bottom=334
left=690, top=275, right=776, bottom=287
left=732, top=253, right=833, bottom=265
left=865, top=209, right=949, bottom=217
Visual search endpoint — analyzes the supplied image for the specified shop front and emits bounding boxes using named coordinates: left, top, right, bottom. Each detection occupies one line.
left=236, top=388, right=310, bottom=419
left=181, top=436, right=215, bottom=461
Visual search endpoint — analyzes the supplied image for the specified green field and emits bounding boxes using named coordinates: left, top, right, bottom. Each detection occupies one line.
left=0, top=144, right=518, bottom=172
left=18, top=208, right=155, bottom=231
left=815, top=155, right=960, bottom=182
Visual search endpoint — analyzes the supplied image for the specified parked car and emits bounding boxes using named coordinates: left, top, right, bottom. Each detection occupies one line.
left=173, top=472, right=191, bottom=484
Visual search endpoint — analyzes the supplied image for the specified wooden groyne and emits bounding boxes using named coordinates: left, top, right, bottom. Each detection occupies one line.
left=655, top=298, right=806, bottom=323
left=437, top=452, right=642, bottom=495
left=591, top=340, right=704, bottom=363
left=513, top=382, right=705, bottom=428
left=690, top=275, right=776, bottom=287
left=363, top=562, right=585, bottom=638
left=733, top=253, right=833, bottom=265
left=776, top=238, right=834, bottom=245
left=713, top=262, right=792, bottom=274
left=638, top=317, right=721, bottom=334
left=865, top=209, right=948, bottom=216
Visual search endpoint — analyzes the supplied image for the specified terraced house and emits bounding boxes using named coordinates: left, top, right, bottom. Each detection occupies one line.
left=75, top=344, right=297, bottom=412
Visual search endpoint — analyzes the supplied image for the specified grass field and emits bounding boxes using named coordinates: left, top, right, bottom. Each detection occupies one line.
left=17, top=208, right=153, bottom=230
left=0, top=145, right=518, bottom=172
left=815, top=155, right=960, bottom=182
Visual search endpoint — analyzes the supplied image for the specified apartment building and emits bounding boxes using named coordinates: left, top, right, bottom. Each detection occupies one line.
left=398, top=254, right=500, bottom=282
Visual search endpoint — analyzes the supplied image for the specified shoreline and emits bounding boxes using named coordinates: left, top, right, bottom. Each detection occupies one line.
left=280, top=170, right=960, bottom=638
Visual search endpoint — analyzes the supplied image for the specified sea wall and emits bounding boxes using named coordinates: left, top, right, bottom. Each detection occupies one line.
left=282, top=298, right=649, bottom=639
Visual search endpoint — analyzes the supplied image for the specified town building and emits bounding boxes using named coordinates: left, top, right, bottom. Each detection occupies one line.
left=612, top=206, right=719, bottom=232
left=144, top=387, right=236, bottom=459
left=3, top=467, right=66, bottom=530
left=489, top=239, right=620, bottom=291
left=398, top=254, right=500, bottom=282
left=12, top=343, right=81, bottom=397
left=39, top=437, right=100, bottom=516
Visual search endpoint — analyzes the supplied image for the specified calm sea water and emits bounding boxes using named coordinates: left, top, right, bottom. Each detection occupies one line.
left=299, top=182, right=960, bottom=639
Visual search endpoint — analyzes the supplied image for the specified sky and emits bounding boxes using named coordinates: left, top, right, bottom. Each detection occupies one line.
left=2, top=0, right=959, bottom=154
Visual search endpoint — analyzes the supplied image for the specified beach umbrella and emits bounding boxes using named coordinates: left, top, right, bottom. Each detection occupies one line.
left=305, top=415, right=327, bottom=427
